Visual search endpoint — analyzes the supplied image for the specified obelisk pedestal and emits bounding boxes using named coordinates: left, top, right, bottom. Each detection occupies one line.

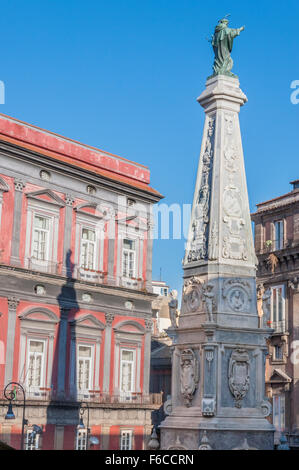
left=159, top=75, right=275, bottom=450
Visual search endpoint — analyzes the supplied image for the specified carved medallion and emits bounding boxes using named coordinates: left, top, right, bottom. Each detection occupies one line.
left=222, top=279, right=251, bottom=313
left=228, top=348, right=250, bottom=408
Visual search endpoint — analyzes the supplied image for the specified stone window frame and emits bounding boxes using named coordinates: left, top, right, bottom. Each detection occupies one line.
left=270, top=284, right=286, bottom=333
left=271, top=218, right=286, bottom=250
left=0, top=176, right=9, bottom=230
left=18, top=307, right=59, bottom=397
left=272, top=392, right=286, bottom=434
left=113, top=320, right=145, bottom=396
left=74, top=209, right=105, bottom=278
left=120, top=428, right=134, bottom=450
left=116, top=221, right=146, bottom=287
left=69, top=314, right=105, bottom=399
left=269, top=333, right=289, bottom=366
left=24, top=195, right=64, bottom=272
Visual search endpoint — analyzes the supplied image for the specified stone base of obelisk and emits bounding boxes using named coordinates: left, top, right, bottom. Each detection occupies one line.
left=160, top=419, right=274, bottom=450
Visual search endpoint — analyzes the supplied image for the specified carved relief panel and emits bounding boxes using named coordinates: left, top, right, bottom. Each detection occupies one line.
left=228, top=349, right=250, bottom=408
left=221, top=112, right=248, bottom=262
left=222, top=278, right=252, bottom=314
left=180, top=348, right=199, bottom=407
left=187, top=115, right=215, bottom=263
left=181, top=276, right=203, bottom=314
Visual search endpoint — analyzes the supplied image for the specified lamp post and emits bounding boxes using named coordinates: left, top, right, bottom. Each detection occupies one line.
left=4, top=382, right=27, bottom=450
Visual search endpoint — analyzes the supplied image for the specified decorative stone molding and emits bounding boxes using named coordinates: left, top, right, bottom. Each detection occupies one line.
left=182, top=276, right=203, bottom=313
left=232, top=438, right=257, bottom=450
left=167, top=435, right=187, bottom=451
left=180, top=348, right=199, bottom=407
left=228, top=348, right=250, bottom=408
left=288, top=277, right=299, bottom=292
left=34, top=284, right=46, bottom=296
left=14, top=178, right=25, bottom=192
left=163, top=397, right=172, bottom=416
left=202, top=397, right=216, bottom=416
left=65, top=193, right=75, bottom=206
left=198, top=431, right=213, bottom=450
left=7, top=296, right=19, bottom=311
left=0, top=176, right=9, bottom=192
left=105, top=312, right=114, bottom=327
left=260, top=399, right=272, bottom=417
left=145, top=318, right=153, bottom=332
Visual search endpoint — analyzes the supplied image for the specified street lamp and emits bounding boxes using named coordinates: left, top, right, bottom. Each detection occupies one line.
left=4, top=382, right=27, bottom=450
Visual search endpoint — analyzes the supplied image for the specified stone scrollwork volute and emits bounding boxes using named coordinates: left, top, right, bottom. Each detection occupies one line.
left=260, top=399, right=272, bottom=417
left=180, top=348, right=199, bottom=407
left=228, top=348, right=250, bottom=408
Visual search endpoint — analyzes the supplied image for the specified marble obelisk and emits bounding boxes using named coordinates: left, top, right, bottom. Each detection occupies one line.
left=160, top=20, right=275, bottom=450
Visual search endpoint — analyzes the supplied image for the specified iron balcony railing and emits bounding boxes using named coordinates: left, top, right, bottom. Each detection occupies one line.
left=258, top=239, right=293, bottom=254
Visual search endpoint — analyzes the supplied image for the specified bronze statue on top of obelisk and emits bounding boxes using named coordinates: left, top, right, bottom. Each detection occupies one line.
left=209, top=15, right=245, bottom=78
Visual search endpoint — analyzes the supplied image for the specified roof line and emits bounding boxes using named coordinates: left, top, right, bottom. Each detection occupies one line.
left=0, top=112, right=149, bottom=170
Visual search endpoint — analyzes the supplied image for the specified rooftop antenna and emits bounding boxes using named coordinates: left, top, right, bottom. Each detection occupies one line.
left=160, top=267, right=162, bottom=282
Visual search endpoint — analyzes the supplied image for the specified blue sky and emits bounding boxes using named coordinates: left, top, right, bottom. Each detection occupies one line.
left=0, top=0, right=298, bottom=295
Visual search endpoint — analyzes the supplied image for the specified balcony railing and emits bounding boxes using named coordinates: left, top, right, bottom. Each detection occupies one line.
left=15, top=260, right=147, bottom=291
left=0, top=389, right=163, bottom=406
left=76, top=267, right=106, bottom=284
left=258, top=239, right=293, bottom=254
left=116, top=276, right=146, bottom=290
left=26, top=257, right=61, bottom=275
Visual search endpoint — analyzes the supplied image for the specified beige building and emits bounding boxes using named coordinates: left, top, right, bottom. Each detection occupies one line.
left=251, top=179, right=299, bottom=448
left=151, top=281, right=172, bottom=334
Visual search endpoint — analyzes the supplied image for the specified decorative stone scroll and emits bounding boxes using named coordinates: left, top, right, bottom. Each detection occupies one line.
left=180, top=348, right=199, bottom=407
left=188, top=116, right=215, bottom=262
left=228, top=348, right=250, bottom=408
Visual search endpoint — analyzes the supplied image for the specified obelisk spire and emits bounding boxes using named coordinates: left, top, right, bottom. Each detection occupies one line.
left=160, top=19, right=274, bottom=450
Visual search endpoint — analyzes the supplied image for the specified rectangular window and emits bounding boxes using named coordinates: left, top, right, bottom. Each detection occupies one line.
left=77, top=345, right=92, bottom=392
left=274, top=345, right=283, bottom=361
left=122, top=239, right=136, bottom=278
left=80, top=228, right=96, bottom=270
left=25, top=430, right=40, bottom=450
left=32, top=215, right=50, bottom=261
left=120, top=430, right=133, bottom=450
left=274, top=221, right=284, bottom=250
left=76, top=429, right=88, bottom=450
left=120, top=349, right=135, bottom=394
left=273, top=395, right=285, bottom=432
left=271, top=285, right=285, bottom=332
left=26, top=340, right=45, bottom=389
